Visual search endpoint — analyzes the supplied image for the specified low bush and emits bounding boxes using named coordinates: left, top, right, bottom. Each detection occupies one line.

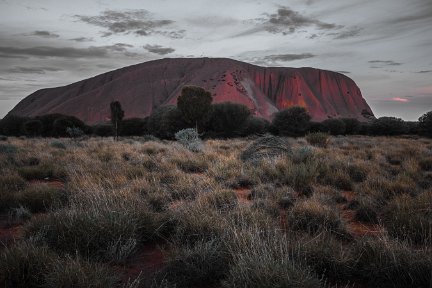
left=321, top=118, right=346, bottom=135
left=175, top=128, right=203, bottom=152
left=348, top=164, right=368, bottom=182
left=172, top=157, right=208, bottom=173
left=50, top=141, right=66, bottom=149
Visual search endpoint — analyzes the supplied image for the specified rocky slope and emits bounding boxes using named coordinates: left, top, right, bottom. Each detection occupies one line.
left=7, top=58, right=374, bottom=123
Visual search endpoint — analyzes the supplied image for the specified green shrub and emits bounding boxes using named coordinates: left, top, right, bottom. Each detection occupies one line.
left=321, top=119, right=346, bottom=135
left=22, top=119, right=43, bottom=137
left=92, top=124, right=114, bottom=137
left=370, top=117, right=407, bottom=136
left=0, top=242, right=58, bottom=288
left=240, top=116, right=269, bottom=136
left=148, top=106, right=188, bottom=139
left=418, top=110, right=432, bottom=137
left=207, top=102, right=251, bottom=138
left=340, top=118, right=360, bottom=135
left=271, top=106, right=311, bottom=137
left=0, top=115, right=28, bottom=136
left=305, top=132, right=329, bottom=147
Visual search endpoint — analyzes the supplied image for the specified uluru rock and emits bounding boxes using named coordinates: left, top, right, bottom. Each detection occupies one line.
left=7, top=58, right=373, bottom=124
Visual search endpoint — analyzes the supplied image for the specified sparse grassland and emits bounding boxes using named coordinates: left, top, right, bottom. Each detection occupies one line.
left=0, top=135, right=431, bottom=288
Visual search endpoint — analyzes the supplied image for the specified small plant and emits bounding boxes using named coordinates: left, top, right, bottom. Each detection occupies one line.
left=175, top=128, right=203, bottom=152
left=240, top=135, right=291, bottom=162
left=66, top=126, right=84, bottom=138
left=16, top=184, right=68, bottom=213
left=306, top=132, right=330, bottom=147
left=8, top=205, right=32, bottom=223
left=291, top=146, right=315, bottom=163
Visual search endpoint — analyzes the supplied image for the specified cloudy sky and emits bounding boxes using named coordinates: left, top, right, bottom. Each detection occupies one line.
left=0, top=0, right=431, bottom=120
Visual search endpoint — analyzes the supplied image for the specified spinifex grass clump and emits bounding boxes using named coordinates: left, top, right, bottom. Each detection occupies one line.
left=305, top=132, right=330, bottom=148
left=240, top=135, right=291, bottom=162
left=25, top=206, right=164, bottom=263
left=175, top=128, right=203, bottom=152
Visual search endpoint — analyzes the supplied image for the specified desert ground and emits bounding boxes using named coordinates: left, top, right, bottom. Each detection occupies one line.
left=0, top=135, right=431, bottom=288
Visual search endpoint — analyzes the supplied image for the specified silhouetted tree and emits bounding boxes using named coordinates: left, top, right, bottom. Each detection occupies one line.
left=177, top=86, right=212, bottom=131
left=370, top=117, right=406, bottom=136
left=0, top=115, right=29, bottom=136
left=110, top=101, right=124, bottom=141
left=241, top=116, right=270, bottom=136
left=147, top=106, right=188, bottom=139
left=341, top=118, right=361, bottom=135
left=322, top=119, right=346, bottom=135
left=207, top=103, right=251, bottom=138
left=120, top=118, right=148, bottom=136
left=419, top=111, right=432, bottom=137
left=271, top=106, right=311, bottom=137
left=22, top=119, right=43, bottom=137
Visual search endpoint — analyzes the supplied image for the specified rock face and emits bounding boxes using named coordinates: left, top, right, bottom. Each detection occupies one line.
left=7, top=58, right=373, bottom=124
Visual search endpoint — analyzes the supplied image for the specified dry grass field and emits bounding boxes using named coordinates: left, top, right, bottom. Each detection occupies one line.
left=0, top=135, right=431, bottom=287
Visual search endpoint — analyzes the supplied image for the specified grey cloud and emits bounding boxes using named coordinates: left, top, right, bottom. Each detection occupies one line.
left=144, top=44, right=175, bottom=55
left=336, top=71, right=351, bottom=74
left=368, top=60, right=403, bottom=66
left=29, top=31, right=59, bottom=38
left=264, top=53, right=316, bottom=62
left=75, top=9, right=181, bottom=38
left=263, top=6, right=340, bottom=34
left=8, top=66, right=62, bottom=74
left=69, top=37, right=94, bottom=42
left=0, top=46, right=109, bottom=58
left=416, top=70, right=432, bottom=73
left=332, top=27, right=362, bottom=39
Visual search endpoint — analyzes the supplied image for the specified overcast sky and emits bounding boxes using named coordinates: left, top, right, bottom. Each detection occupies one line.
left=0, top=0, right=431, bottom=120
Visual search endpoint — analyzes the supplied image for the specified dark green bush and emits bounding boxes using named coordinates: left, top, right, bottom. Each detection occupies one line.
left=271, top=106, right=311, bottom=137
left=240, top=116, right=269, bottom=136
left=321, top=118, right=346, bottom=135
left=0, top=115, right=29, bottom=136
left=119, top=117, right=148, bottom=136
left=92, top=124, right=114, bottom=137
left=370, top=117, right=407, bottom=136
left=22, top=120, right=43, bottom=137
left=52, top=116, right=87, bottom=137
left=340, top=118, right=361, bottom=134
left=147, top=106, right=188, bottom=139
left=418, top=110, right=432, bottom=137
left=207, top=102, right=251, bottom=138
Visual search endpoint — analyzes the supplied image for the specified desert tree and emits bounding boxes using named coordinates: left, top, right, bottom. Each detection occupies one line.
left=419, top=111, right=432, bottom=137
left=271, top=106, right=311, bottom=137
left=110, top=101, right=124, bottom=141
left=177, top=86, right=212, bottom=132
